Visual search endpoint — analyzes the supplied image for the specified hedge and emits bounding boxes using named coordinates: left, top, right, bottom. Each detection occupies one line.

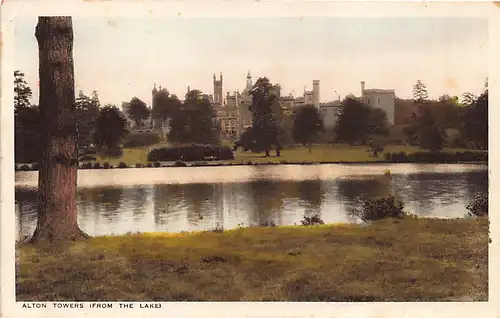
left=148, top=144, right=234, bottom=162
left=384, top=151, right=488, bottom=163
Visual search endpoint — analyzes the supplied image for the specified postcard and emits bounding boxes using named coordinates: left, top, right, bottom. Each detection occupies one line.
left=1, top=1, right=498, bottom=317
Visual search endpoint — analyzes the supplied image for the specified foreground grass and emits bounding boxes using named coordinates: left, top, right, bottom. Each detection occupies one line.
left=17, top=217, right=488, bottom=301
left=93, top=144, right=474, bottom=166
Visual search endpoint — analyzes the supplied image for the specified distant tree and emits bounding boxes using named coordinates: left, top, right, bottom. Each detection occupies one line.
left=14, top=70, right=33, bottom=113
left=94, top=105, right=128, bottom=150
left=152, top=88, right=182, bottom=123
left=333, top=97, right=389, bottom=145
left=413, top=80, right=429, bottom=104
left=75, top=90, right=99, bottom=149
left=460, top=90, right=488, bottom=150
left=127, top=97, right=150, bottom=128
left=168, top=89, right=219, bottom=144
left=405, top=108, right=446, bottom=151
left=461, top=92, right=477, bottom=106
left=292, top=105, right=323, bottom=152
left=15, top=106, right=42, bottom=163
left=14, top=71, right=41, bottom=163
left=249, top=77, right=282, bottom=157
left=31, top=16, right=88, bottom=242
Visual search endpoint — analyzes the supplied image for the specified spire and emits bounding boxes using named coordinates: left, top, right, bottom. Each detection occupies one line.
left=213, top=73, right=216, bottom=82
left=220, top=72, right=223, bottom=81
left=152, top=83, right=158, bottom=93
left=247, top=70, right=251, bottom=79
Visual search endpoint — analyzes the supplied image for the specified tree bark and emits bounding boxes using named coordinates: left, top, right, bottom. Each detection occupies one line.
left=30, top=17, right=88, bottom=243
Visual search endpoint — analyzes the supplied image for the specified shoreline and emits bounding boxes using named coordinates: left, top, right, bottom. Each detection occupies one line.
left=15, top=160, right=488, bottom=171
left=17, top=217, right=488, bottom=301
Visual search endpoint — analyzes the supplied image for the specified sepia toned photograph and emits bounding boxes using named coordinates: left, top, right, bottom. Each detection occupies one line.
left=3, top=1, right=492, bottom=310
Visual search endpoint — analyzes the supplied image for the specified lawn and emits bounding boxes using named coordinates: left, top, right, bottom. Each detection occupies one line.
left=17, top=217, right=488, bottom=301
left=92, top=143, right=474, bottom=166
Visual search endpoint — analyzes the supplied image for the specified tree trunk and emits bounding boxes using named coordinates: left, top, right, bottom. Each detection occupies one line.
left=308, top=142, right=312, bottom=153
left=30, top=17, right=88, bottom=243
left=265, top=149, right=270, bottom=157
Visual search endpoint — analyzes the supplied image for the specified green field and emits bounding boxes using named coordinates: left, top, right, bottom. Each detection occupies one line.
left=17, top=217, right=488, bottom=301
left=92, top=143, right=474, bottom=166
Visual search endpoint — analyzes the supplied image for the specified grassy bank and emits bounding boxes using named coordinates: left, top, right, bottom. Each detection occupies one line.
left=17, top=217, right=488, bottom=301
left=91, top=144, right=477, bottom=166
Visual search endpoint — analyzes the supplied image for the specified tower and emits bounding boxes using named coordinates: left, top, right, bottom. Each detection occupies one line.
left=361, top=81, right=365, bottom=98
left=312, top=80, right=320, bottom=107
left=152, top=83, right=158, bottom=109
left=245, top=71, right=252, bottom=91
left=213, top=73, right=223, bottom=106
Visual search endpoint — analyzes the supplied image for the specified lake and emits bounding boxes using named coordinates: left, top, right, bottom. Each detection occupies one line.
left=15, top=163, right=488, bottom=240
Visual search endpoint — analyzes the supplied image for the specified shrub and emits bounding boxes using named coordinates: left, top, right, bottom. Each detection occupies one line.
left=103, top=162, right=110, bottom=169
left=148, top=144, right=234, bottom=162
left=81, top=162, right=93, bottom=169
left=173, top=160, right=187, bottom=167
left=135, top=163, right=142, bottom=168
left=92, top=162, right=102, bottom=169
left=466, top=193, right=488, bottom=217
left=153, top=162, right=161, bottom=168
left=357, top=196, right=406, bottom=222
left=146, top=163, right=153, bottom=168
left=123, top=132, right=161, bottom=148
left=300, top=215, right=325, bottom=226
left=118, top=162, right=127, bottom=169
left=384, top=151, right=488, bottom=163
left=259, top=220, right=277, bottom=227
left=19, top=164, right=30, bottom=171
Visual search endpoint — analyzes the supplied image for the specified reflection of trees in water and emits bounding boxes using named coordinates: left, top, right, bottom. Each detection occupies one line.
left=247, top=180, right=285, bottom=227
left=122, top=186, right=148, bottom=219
left=183, top=183, right=217, bottom=226
left=464, top=170, right=488, bottom=200
left=297, top=180, right=324, bottom=218
left=152, top=184, right=184, bottom=226
left=15, top=189, right=38, bottom=240
left=336, top=176, right=392, bottom=202
left=79, top=187, right=124, bottom=221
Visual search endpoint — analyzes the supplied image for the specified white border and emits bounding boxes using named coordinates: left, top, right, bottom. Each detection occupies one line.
left=1, top=1, right=499, bottom=318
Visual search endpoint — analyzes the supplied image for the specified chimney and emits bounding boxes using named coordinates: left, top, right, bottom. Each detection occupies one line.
left=361, top=81, right=365, bottom=98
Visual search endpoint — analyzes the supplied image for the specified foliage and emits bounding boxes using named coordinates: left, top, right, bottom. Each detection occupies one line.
left=168, top=90, right=220, bottom=145
left=100, top=147, right=124, bottom=158
left=466, top=193, right=488, bottom=217
left=15, top=106, right=43, bottom=163
left=460, top=90, right=488, bottom=150
left=333, top=96, right=389, bottom=145
left=93, top=105, right=128, bottom=150
left=118, top=162, right=128, bottom=169
left=123, top=132, right=161, bottom=148
left=126, top=97, right=150, bottom=128
left=292, top=105, right=324, bottom=152
left=148, top=144, right=234, bottom=162
left=152, top=88, right=182, bottom=123
left=404, top=108, right=446, bottom=151
left=14, top=70, right=33, bottom=113
left=300, top=215, right=325, bottom=226
left=173, top=160, right=188, bottom=167
left=413, top=80, right=428, bottom=103
left=75, top=90, right=100, bottom=149
left=383, top=150, right=487, bottom=163
left=356, top=196, right=406, bottom=222
left=79, top=155, right=96, bottom=162
left=249, top=77, right=282, bottom=157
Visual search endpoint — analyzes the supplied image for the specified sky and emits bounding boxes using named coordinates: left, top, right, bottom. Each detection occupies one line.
left=14, top=17, right=488, bottom=107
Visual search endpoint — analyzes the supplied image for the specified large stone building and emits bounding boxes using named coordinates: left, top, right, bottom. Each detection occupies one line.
left=360, top=81, right=396, bottom=125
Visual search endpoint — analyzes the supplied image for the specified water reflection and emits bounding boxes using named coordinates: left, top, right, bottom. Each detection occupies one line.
left=15, top=164, right=488, bottom=240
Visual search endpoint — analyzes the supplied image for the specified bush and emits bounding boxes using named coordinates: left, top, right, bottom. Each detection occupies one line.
left=466, top=193, right=488, bottom=217
left=123, top=132, right=161, bottom=148
left=173, top=160, right=188, bottom=167
left=19, top=164, right=30, bottom=171
left=384, top=151, right=488, bottom=163
left=92, top=162, right=102, bottom=169
left=357, top=196, right=406, bottom=222
left=118, top=162, right=127, bottom=169
left=103, top=162, right=110, bottom=169
left=300, top=215, right=325, bottom=226
left=259, top=220, right=277, bottom=227
left=148, top=144, right=234, bottom=162
left=153, top=162, right=161, bottom=168
left=135, top=163, right=142, bottom=168
left=80, top=162, right=93, bottom=169
left=146, top=163, right=153, bottom=168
